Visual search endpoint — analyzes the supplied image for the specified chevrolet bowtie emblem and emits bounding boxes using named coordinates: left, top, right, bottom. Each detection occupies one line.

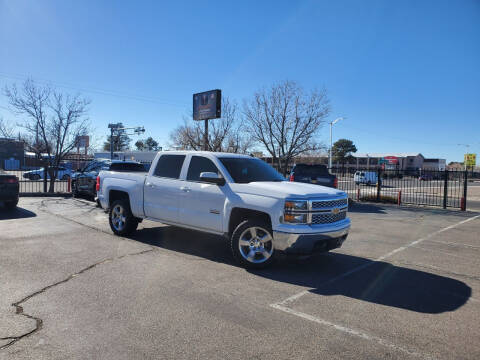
left=332, top=208, right=340, bottom=215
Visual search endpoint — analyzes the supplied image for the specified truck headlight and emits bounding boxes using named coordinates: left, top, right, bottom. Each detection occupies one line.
left=283, top=200, right=308, bottom=224
left=284, top=200, right=308, bottom=211
left=283, top=213, right=308, bottom=224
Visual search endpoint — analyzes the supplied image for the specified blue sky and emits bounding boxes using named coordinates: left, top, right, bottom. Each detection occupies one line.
left=0, top=0, right=479, bottom=162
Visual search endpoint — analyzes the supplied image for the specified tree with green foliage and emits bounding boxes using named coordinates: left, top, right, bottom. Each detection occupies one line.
left=332, top=138, right=357, bottom=164
left=135, top=136, right=159, bottom=151
left=103, top=123, right=131, bottom=151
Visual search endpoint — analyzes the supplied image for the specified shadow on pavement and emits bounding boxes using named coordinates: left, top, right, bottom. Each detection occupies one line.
left=130, top=225, right=470, bottom=314
left=253, top=252, right=471, bottom=314
left=348, top=203, right=387, bottom=214
left=0, top=206, right=37, bottom=220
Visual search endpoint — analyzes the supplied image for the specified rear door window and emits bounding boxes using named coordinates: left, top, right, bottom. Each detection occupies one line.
left=186, top=156, right=219, bottom=182
left=154, top=155, right=186, bottom=179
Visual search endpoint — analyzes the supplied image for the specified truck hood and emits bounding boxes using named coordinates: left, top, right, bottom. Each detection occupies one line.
left=229, top=181, right=346, bottom=199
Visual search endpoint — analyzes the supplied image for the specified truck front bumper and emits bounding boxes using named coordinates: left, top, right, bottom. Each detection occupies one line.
left=273, top=219, right=350, bottom=255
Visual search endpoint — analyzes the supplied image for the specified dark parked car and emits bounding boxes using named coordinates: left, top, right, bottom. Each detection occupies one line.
left=72, top=159, right=146, bottom=200
left=0, top=170, right=19, bottom=210
left=419, top=174, right=433, bottom=181
left=289, top=164, right=338, bottom=188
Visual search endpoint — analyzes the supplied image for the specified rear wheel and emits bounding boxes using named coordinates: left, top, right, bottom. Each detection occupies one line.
left=4, top=198, right=18, bottom=210
left=32, top=174, right=40, bottom=181
left=61, top=174, right=70, bottom=180
left=231, top=219, right=275, bottom=269
left=109, top=199, right=138, bottom=236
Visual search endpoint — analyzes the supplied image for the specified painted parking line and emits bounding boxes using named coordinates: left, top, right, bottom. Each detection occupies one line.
left=270, top=213, right=480, bottom=357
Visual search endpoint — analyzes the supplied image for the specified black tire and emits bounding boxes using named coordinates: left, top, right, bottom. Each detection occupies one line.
left=5, top=198, right=18, bottom=210
left=72, top=182, right=79, bottom=197
left=32, top=174, right=41, bottom=181
left=109, top=199, right=138, bottom=236
left=61, top=174, right=70, bottom=180
left=230, top=219, right=275, bottom=269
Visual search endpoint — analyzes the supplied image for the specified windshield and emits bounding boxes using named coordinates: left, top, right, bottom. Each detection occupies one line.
left=219, top=157, right=285, bottom=183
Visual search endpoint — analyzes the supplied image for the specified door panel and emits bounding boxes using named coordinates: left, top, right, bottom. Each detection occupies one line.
left=144, top=176, right=182, bottom=223
left=178, top=155, right=226, bottom=232
left=179, top=182, right=226, bottom=232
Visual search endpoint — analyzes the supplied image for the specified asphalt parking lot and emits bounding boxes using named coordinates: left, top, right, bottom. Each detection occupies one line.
left=1, top=197, right=479, bottom=359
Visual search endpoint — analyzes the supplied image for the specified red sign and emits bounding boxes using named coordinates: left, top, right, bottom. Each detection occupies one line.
left=383, top=156, right=398, bottom=165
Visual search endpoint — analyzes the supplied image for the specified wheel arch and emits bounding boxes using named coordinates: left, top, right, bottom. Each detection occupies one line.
left=228, top=207, right=272, bottom=236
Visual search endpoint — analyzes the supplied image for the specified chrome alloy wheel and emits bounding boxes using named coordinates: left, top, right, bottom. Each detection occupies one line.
left=238, top=226, right=274, bottom=264
left=111, top=204, right=126, bottom=231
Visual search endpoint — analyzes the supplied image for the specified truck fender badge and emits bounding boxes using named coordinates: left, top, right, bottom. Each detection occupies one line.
left=209, top=209, right=220, bottom=215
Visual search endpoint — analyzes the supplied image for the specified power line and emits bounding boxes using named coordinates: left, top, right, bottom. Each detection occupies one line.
left=0, top=72, right=190, bottom=108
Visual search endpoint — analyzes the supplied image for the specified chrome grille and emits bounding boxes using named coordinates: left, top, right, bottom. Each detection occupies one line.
left=311, top=198, right=348, bottom=209
left=311, top=211, right=347, bottom=224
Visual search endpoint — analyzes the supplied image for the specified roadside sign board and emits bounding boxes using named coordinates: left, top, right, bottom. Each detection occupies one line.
left=193, top=89, right=221, bottom=120
left=464, top=153, right=476, bottom=167
left=75, top=135, right=89, bottom=148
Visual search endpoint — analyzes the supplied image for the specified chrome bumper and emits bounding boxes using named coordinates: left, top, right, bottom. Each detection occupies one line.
left=273, top=219, right=350, bottom=255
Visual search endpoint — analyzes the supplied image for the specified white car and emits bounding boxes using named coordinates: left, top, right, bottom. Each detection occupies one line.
left=354, top=171, right=378, bottom=185
left=98, top=151, right=350, bottom=268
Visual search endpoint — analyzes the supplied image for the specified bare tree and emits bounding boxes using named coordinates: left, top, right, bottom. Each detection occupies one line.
left=5, top=80, right=90, bottom=192
left=170, top=97, right=253, bottom=153
left=243, top=80, right=330, bottom=175
left=0, top=117, right=15, bottom=138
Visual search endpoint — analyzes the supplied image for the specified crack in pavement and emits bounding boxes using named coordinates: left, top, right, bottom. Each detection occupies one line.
left=0, top=248, right=154, bottom=351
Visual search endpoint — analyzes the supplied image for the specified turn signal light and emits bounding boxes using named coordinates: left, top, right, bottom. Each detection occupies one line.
left=289, top=174, right=294, bottom=182
left=95, top=176, right=100, bottom=192
left=333, top=177, right=338, bottom=188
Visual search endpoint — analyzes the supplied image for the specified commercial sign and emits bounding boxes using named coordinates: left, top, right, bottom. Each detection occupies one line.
left=193, top=89, right=221, bottom=120
left=464, top=153, right=476, bottom=167
left=75, top=135, right=89, bottom=148
left=379, top=156, right=399, bottom=165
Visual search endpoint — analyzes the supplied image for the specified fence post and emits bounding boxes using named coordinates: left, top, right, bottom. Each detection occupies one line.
left=461, top=170, right=468, bottom=211
left=376, top=168, right=382, bottom=202
left=443, top=169, right=448, bottom=209
left=43, top=164, right=48, bottom=193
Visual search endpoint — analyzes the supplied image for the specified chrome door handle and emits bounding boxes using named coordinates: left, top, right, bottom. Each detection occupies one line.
left=180, top=186, right=190, bottom=192
left=146, top=182, right=155, bottom=188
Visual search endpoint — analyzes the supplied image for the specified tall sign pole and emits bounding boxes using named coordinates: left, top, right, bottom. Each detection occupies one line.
left=193, top=90, right=221, bottom=151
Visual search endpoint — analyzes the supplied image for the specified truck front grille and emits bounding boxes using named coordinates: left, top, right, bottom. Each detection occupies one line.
left=311, top=198, right=348, bottom=209
left=311, top=211, right=347, bottom=224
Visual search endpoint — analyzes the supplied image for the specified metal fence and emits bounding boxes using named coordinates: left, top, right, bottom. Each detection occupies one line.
left=5, top=169, right=71, bottom=194
left=330, top=167, right=468, bottom=210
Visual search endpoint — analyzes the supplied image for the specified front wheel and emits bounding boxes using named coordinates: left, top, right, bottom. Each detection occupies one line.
left=231, top=220, right=275, bottom=269
left=109, top=200, right=138, bottom=236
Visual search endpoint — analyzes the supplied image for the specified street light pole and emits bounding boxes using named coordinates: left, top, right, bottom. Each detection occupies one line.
left=329, top=117, right=343, bottom=169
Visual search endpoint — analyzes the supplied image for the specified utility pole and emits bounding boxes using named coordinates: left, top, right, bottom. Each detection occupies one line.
left=329, top=117, right=343, bottom=169
left=108, top=123, right=145, bottom=160
left=204, top=119, right=209, bottom=151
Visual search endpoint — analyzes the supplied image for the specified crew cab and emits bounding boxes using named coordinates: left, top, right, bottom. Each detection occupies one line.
left=98, top=151, right=350, bottom=268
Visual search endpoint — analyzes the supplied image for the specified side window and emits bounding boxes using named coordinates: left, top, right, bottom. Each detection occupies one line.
left=154, top=155, right=186, bottom=179
left=187, top=156, right=219, bottom=182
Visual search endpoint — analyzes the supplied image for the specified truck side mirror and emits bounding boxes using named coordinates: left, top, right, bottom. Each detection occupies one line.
left=199, top=172, right=225, bottom=186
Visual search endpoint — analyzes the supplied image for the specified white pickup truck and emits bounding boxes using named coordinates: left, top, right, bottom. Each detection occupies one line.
left=98, top=151, right=350, bottom=268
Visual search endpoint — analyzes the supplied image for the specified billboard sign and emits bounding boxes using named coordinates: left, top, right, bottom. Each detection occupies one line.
left=464, top=153, right=476, bottom=167
left=75, top=135, right=89, bottom=148
left=193, top=89, right=221, bottom=120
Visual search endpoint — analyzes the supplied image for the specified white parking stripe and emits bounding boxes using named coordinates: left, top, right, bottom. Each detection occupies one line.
left=270, top=213, right=480, bottom=356
left=271, top=303, right=433, bottom=359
